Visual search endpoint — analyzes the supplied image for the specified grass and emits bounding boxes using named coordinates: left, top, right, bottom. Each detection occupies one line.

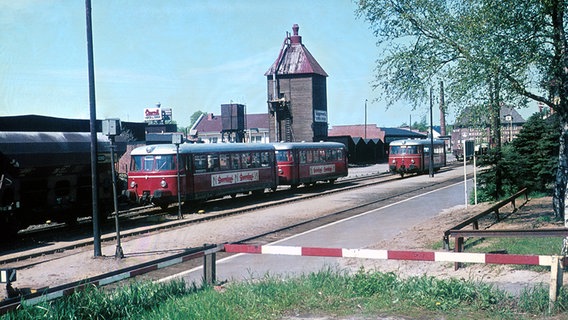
left=3, top=267, right=568, bottom=320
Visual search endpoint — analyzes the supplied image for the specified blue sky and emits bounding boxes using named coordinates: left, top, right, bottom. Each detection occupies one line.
left=0, top=0, right=538, bottom=129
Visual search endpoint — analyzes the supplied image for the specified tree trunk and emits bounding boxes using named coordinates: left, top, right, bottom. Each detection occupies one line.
left=554, top=122, right=568, bottom=221
left=490, top=70, right=502, bottom=200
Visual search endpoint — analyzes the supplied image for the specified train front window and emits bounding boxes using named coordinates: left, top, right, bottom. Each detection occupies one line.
left=155, top=155, right=176, bottom=171
left=390, top=146, right=419, bottom=155
left=276, top=150, right=292, bottom=162
left=130, top=155, right=175, bottom=172
left=130, top=156, right=144, bottom=171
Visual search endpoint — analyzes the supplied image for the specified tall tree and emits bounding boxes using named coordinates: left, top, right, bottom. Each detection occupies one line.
left=357, top=0, right=568, bottom=218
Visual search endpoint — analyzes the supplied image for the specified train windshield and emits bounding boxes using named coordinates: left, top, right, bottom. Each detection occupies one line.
left=130, top=155, right=178, bottom=172
left=275, top=150, right=293, bottom=162
left=390, top=145, right=419, bottom=155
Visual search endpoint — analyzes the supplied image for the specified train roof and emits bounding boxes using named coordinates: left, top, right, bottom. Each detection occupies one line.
left=389, top=138, right=445, bottom=146
left=131, top=143, right=276, bottom=156
left=0, top=131, right=110, bottom=155
left=272, top=141, right=346, bottom=151
left=0, top=131, right=111, bottom=168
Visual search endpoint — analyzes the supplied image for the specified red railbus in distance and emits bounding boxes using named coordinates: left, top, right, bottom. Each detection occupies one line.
left=273, top=142, right=348, bottom=188
left=125, top=143, right=277, bottom=209
left=388, top=139, right=446, bottom=177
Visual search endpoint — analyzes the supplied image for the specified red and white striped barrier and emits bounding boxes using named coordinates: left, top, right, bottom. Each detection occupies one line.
left=223, top=243, right=554, bottom=266
left=224, top=243, right=566, bottom=308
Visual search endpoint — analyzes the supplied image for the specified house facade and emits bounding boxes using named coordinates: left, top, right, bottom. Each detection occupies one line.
left=190, top=113, right=270, bottom=143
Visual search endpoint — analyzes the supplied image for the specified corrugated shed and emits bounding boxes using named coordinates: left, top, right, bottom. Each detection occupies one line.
left=264, top=24, right=328, bottom=77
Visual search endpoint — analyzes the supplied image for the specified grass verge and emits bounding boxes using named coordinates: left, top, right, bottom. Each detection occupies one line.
left=3, top=267, right=568, bottom=320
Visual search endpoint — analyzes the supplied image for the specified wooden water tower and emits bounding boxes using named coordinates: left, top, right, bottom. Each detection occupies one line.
left=265, top=24, right=328, bottom=142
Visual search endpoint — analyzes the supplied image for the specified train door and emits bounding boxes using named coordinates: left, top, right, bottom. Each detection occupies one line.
left=422, top=145, right=430, bottom=173
left=181, top=154, right=192, bottom=198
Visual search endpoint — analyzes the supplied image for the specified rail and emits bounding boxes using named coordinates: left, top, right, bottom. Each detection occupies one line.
left=442, top=188, right=529, bottom=250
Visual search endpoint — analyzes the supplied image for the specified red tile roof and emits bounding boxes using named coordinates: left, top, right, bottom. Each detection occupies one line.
left=328, top=124, right=385, bottom=140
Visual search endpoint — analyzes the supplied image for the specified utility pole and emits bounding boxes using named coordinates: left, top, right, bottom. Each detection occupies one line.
left=85, top=0, right=101, bottom=257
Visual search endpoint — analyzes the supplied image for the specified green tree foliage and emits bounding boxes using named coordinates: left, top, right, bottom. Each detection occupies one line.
left=477, top=113, right=560, bottom=201
left=357, top=0, right=568, bottom=218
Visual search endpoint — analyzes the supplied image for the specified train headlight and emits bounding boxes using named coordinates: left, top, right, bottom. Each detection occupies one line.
left=160, top=180, right=168, bottom=188
left=411, top=159, right=415, bottom=164
left=391, top=159, right=396, bottom=164
left=130, top=181, right=137, bottom=188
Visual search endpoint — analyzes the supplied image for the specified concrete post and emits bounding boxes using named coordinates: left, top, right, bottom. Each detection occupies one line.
left=549, top=255, right=564, bottom=312
left=203, top=252, right=216, bottom=286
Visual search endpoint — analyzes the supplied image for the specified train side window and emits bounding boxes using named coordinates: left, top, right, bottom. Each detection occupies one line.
left=306, top=150, right=313, bottom=163
left=194, top=155, right=207, bottom=173
left=251, top=152, right=261, bottom=167
left=231, top=154, right=240, bottom=169
left=207, top=154, right=219, bottom=172
left=219, top=154, right=230, bottom=170
left=241, top=153, right=252, bottom=168
left=299, top=150, right=307, bottom=163
left=260, top=152, right=270, bottom=167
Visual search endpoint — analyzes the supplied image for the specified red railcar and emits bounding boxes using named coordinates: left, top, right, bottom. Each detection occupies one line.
left=388, top=139, right=446, bottom=177
left=273, top=142, right=348, bottom=188
left=125, top=143, right=277, bottom=209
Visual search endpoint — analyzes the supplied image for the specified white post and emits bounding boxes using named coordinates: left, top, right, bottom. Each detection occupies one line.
left=463, top=140, right=467, bottom=208
left=473, top=152, right=477, bottom=205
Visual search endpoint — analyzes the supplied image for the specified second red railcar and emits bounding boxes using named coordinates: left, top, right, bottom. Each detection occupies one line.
left=273, top=142, right=348, bottom=188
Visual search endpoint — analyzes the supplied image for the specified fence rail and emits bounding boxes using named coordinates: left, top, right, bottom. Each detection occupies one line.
left=442, top=188, right=529, bottom=250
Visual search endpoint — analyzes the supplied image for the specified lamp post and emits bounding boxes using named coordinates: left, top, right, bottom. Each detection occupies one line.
left=429, top=87, right=434, bottom=177
left=102, top=118, right=123, bottom=259
left=172, top=133, right=183, bottom=220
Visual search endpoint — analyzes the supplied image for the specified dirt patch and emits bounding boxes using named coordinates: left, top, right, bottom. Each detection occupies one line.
left=343, top=196, right=565, bottom=294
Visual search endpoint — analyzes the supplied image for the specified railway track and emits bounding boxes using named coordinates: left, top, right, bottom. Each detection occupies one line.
left=0, top=167, right=398, bottom=263
left=0, top=164, right=469, bottom=314
left=1, top=164, right=463, bottom=265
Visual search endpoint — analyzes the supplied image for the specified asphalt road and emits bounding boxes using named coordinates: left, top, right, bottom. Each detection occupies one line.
left=162, top=171, right=472, bottom=285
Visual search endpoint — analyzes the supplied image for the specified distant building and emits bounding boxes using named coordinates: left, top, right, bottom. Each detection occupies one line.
left=190, top=113, right=270, bottom=143
left=451, top=106, right=526, bottom=152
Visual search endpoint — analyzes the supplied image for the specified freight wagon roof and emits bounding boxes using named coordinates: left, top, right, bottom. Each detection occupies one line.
left=0, top=131, right=109, bottom=155
left=0, top=131, right=110, bottom=168
left=131, top=143, right=276, bottom=156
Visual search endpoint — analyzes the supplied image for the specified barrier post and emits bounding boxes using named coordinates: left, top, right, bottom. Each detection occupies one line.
left=454, top=237, right=464, bottom=270
left=203, top=252, right=216, bottom=285
left=549, top=256, right=564, bottom=312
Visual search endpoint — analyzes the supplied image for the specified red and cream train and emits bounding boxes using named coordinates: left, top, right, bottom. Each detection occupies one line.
left=388, top=139, right=447, bottom=177
left=125, top=142, right=348, bottom=209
